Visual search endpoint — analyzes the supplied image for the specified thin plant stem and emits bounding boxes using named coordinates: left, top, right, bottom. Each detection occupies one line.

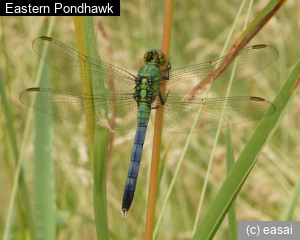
left=192, top=0, right=249, bottom=234
left=243, top=0, right=254, bottom=30
left=144, top=1, right=173, bottom=239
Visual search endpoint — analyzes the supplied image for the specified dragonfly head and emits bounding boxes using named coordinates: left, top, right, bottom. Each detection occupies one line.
left=144, top=49, right=166, bottom=67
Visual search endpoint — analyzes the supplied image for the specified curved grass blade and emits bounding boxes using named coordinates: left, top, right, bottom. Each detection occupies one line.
left=191, top=0, right=284, bottom=235
left=192, top=58, right=300, bottom=240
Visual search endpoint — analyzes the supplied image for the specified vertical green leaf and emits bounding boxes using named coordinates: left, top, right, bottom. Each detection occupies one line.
left=2, top=16, right=55, bottom=240
left=1, top=62, right=36, bottom=240
left=74, top=16, right=109, bottom=240
left=34, top=59, right=55, bottom=240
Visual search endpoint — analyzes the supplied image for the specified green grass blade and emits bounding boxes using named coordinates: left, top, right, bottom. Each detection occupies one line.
left=239, top=0, right=287, bottom=43
left=225, top=1, right=253, bottom=238
left=74, top=16, right=110, bottom=240
left=0, top=64, right=36, bottom=240
left=281, top=174, right=300, bottom=221
left=226, top=128, right=237, bottom=240
left=34, top=59, right=55, bottom=239
left=2, top=16, right=55, bottom=240
left=192, top=59, right=300, bottom=240
left=93, top=123, right=109, bottom=240
left=0, top=67, right=18, bottom=162
left=192, top=2, right=247, bottom=234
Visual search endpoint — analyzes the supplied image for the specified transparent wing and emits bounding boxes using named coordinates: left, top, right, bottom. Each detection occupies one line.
left=164, top=45, right=278, bottom=94
left=32, top=36, right=136, bottom=91
left=20, top=88, right=138, bottom=131
left=152, top=95, right=276, bottom=133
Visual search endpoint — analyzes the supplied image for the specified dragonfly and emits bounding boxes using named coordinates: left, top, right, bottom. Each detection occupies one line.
left=20, top=36, right=278, bottom=216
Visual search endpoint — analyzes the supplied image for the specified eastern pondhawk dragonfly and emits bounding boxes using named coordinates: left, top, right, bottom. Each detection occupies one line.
left=20, top=36, right=278, bottom=216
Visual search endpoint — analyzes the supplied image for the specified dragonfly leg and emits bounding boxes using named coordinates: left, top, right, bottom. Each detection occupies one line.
left=161, top=60, right=172, bottom=72
left=158, top=89, right=170, bottom=105
left=151, top=90, right=170, bottom=109
left=161, top=60, right=172, bottom=80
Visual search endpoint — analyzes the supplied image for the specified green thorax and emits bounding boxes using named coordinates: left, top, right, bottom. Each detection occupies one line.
left=138, top=62, right=161, bottom=77
left=134, top=63, right=162, bottom=107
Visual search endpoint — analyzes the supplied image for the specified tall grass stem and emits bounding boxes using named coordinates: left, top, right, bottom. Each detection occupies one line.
left=145, top=1, right=173, bottom=239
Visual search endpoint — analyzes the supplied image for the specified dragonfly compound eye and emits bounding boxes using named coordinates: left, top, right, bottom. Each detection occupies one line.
left=144, top=50, right=166, bottom=67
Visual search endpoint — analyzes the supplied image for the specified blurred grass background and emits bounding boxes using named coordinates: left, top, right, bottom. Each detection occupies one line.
left=1, top=0, right=300, bottom=239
